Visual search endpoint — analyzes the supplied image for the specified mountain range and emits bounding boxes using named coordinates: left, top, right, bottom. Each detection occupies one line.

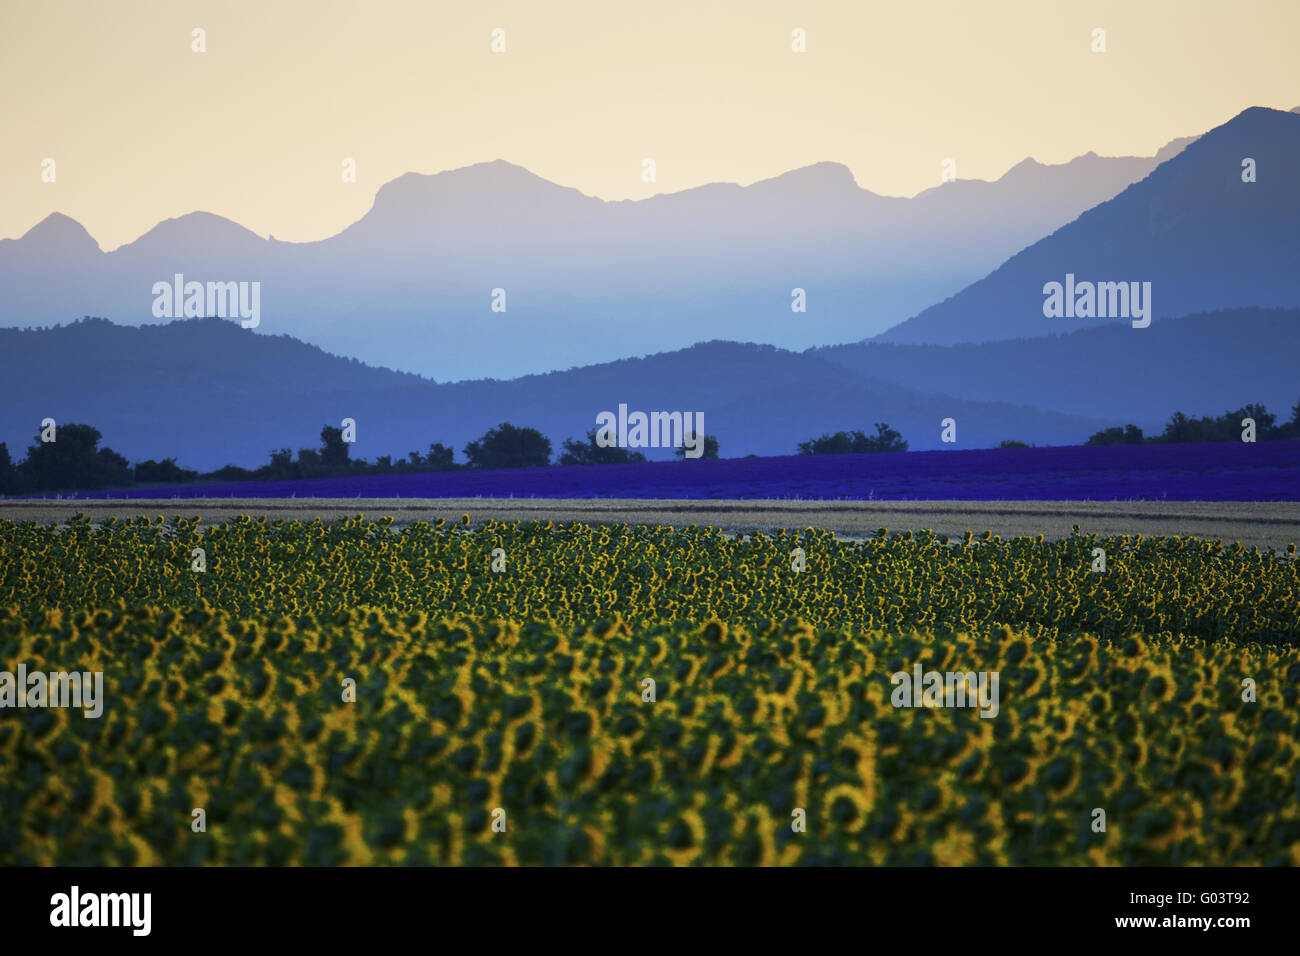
left=878, top=108, right=1300, bottom=344
left=1, top=306, right=1294, bottom=473
left=1, top=105, right=1295, bottom=473
left=1, top=123, right=1208, bottom=381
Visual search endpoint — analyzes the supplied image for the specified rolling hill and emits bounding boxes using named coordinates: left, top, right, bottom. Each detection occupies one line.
left=0, top=317, right=1109, bottom=472
left=814, top=307, right=1299, bottom=425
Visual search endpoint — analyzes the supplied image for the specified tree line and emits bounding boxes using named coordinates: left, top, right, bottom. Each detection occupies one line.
left=1086, top=401, right=1300, bottom=445
left=797, top=423, right=908, bottom=454
left=0, top=422, right=721, bottom=495
left=3, top=402, right=1295, bottom=494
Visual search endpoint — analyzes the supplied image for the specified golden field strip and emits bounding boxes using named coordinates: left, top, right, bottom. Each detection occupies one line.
left=2, top=497, right=1298, bottom=551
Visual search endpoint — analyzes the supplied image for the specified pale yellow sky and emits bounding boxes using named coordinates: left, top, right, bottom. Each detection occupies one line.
left=1, top=0, right=1295, bottom=249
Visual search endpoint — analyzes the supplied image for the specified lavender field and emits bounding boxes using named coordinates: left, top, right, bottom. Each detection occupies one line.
left=43, top=440, right=1300, bottom=502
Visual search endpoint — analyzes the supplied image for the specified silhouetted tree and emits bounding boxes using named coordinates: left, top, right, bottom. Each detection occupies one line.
left=265, top=448, right=295, bottom=479
left=1154, top=404, right=1276, bottom=443
left=862, top=422, right=907, bottom=452
left=1086, top=424, right=1145, bottom=445
left=423, top=443, right=456, bottom=470
left=19, top=423, right=132, bottom=491
left=1086, top=402, right=1300, bottom=445
left=1160, top=411, right=1195, bottom=443
left=208, top=464, right=255, bottom=482
left=798, top=423, right=905, bottom=454
left=674, top=434, right=720, bottom=460
left=463, top=422, right=552, bottom=469
left=0, top=442, right=13, bottom=494
left=1281, top=398, right=1300, bottom=439
left=799, top=431, right=858, bottom=455
left=559, top=429, right=647, bottom=466
left=1241, top=403, right=1277, bottom=429
left=295, top=447, right=322, bottom=477
left=320, top=425, right=349, bottom=470
left=134, top=458, right=199, bottom=484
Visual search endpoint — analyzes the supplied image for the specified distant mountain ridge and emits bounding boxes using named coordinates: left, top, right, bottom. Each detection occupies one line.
left=0, top=123, right=1211, bottom=380
left=6, top=308, right=1294, bottom=476
left=812, top=307, right=1299, bottom=425
left=0, top=316, right=1111, bottom=473
left=876, top=107, right=1300, bottom=345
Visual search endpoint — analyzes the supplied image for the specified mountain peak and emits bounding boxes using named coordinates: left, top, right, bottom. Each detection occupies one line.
left=751, top=161, right=861, bottom=193
left=373, top=160, right=593, bottom=206
left=1177, top=105, right=1300, bottom=161
left=115, top=211, right=268, bottom=254
left=874, top=104, right=1300, bottom=347
left=1003, top=157, right=1045, bottom=176
left=19, top=212, right=101, bottom=254
left=1227, top=105, right=1297, bottom=125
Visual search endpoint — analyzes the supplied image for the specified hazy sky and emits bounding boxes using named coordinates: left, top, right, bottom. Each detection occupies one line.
left=2, top=0, right=1296, bottom=249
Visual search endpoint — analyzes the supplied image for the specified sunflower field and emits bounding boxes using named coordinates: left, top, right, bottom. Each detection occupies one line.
left=1, top=514, right=1297, bottom=865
